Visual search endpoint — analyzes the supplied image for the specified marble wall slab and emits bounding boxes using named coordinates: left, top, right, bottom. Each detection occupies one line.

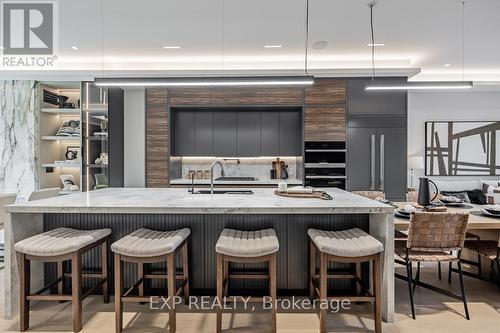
left=0, top=81, right=40, bottom=198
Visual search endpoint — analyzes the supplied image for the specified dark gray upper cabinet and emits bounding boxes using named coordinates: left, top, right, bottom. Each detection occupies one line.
left=237, top=111, right=261, bottom=157
left=107, top=88, right=124, bottom=187
left=194, top=111, right=214, bottom=156
left=172, top=109, right=301, bottom=157
left=173, top=111, right=195, bottom=156
left=279, top=111, right=301, bottom=156
left=260, top=112, right=280, bottom=156
left=213, top=111, right=237, bottom=157
left=347, top=78, right=407, bottom=116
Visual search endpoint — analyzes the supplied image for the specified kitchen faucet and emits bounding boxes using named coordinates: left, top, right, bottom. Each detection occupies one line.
left=210, top=160, right=225, bottom=194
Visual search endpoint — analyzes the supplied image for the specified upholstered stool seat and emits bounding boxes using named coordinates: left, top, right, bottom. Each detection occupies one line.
left=15, top=227, right=111, bottom=257
left=215, top=228, right=279, bottom=257
left=308, top=228, right=383, bottom=257
left=308, top=228, right=384, bottom=333
left=112, top=228, right=190, bottom=333
left=15, top=228, right=111, bottom=332
left=111, top=228, right=190, bottom=257
left=215, top=228, right=279, bottom=333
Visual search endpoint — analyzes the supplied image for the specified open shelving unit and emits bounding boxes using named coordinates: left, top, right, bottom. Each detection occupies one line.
left=38, top=83, right=82, bottom=193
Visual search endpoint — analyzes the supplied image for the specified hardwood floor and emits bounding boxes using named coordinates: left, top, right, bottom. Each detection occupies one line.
left=1, top=265, right=499, bottom=333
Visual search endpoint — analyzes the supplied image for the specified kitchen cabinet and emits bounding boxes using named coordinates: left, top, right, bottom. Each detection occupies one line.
left=213, top=111, right=237, bottom=156
left=172, top=109, right=302, bottom=157
left=347, top=78, right=407, bottom=116
left=194, top=111, right=214, bottom=156
left=304, top=106, right=345, bottom=142
left=172, top=111, right=195, bottom=156
left=347, top=120, right=407, bottom=200
left=260, top=112, right=280, bottom=156
left=279, top=111, right=301, bottom=156
left=237, top=111, right=261, bottom=156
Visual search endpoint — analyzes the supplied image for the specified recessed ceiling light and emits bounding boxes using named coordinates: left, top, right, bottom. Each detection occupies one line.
left=367, top=43, right=385, bottom=47
left=264, top=45, right=282, bottom=48
left=71, top=46, right=79, bottom=50
left=312, top=41, right=328, bottom=50
left=162, top=46, right=181, bottom=49
left=444, top=63, right=451, bottom=67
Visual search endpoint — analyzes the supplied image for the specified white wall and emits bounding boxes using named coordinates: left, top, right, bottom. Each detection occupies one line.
left=123, top=88, right=145, bottom=187
left=408, top=90, right=500, bottom=187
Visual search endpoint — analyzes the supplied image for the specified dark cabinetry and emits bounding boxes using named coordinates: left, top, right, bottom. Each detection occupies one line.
left=346, top=78, right=407, bottom=201
left=171, top=109, right=301, bottom=157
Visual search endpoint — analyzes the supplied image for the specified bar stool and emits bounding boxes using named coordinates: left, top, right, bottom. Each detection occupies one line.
left=14, top=227, right=111, bottom=332
left=215, top=228, right=279, bottom=333
left=308, top=228, right=384, bottom=333
left=111, top=228, right=190, bottom=333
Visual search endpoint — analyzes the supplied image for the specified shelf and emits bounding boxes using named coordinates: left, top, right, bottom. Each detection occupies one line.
left=87, top=136, right=108, bottom=141
left=305, top=149, right=346, bottom=153
left=41, top=163, right=80, bottom=168
left=86, top=164, right=108, bottom=168
left=305, top=175, right=346, bottom=179
left=41, top=136, right=81, bottom=141
left=305, top=163, right=346, bottom=168
left=41, top=108, right=80, bottom=116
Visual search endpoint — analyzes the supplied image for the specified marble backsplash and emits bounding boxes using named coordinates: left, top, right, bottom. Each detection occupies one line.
left=0, top=81, right=40, bottom=198
left=174, top=157, right=300, bottom=180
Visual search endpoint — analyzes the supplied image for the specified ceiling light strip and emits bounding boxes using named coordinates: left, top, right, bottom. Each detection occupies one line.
left=94, top=77, right=314, bottom=87
left=365, top=81, right=473, bottom=91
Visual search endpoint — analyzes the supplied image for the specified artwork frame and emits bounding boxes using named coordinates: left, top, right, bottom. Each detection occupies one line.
left=425, top=121, right=500, bottom=176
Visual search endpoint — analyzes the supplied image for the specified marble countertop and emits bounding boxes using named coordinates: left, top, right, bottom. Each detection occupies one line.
left=6, top=188, right=394, bottom=214
left=170, top=178, right=303, bottom=185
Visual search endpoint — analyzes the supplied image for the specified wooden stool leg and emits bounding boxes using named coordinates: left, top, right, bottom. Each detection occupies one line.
left=71, top=252, right=83, bottom=332
left=309, top=240, right=316, bottom=299
left=373, top=254, right=382, bottom=333
left=19, top=253, right=30, bottom=332
left=319, top=252, right=327, bottom=333
left=182, top=242, right=190, bottom=304
left=114, top=254, right=123, bottom=333
left=138, top=263, right=144, bottom=297
left=57, top=260, right=65, bottom=296
left=216, top=254, right=223, bottom=333
left=102, top=239, right=110, bottom=303
left=270, top=253, right=277, bottom=333
left=356, top=262, right=362, bottom=295
left=224, top=260, right=229, bottom=297
left=167, top=253, right=176, bottom=333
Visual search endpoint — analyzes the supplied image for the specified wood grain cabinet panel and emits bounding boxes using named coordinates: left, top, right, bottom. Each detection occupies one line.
left=304, top=79, right=346, bottom=105
left=145, top=88, right=169, bottom=187
left=261, top=88, right=303, bottom=105
left=169, top=89, right=211, bottom=105
left=211, top=88, right=261, bottom=105
left=304, top=107, right=325, bottom=141
left=324, top=107, right=346, bottom=141
left=305, top=106, right=346, bottom=141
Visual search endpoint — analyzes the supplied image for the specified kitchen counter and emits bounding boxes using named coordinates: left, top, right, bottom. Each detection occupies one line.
left=169, top=178, right=303, bottom=186
left=4, top=188, right=394, bottom=323
left=6, top=187, right=393, bottom=214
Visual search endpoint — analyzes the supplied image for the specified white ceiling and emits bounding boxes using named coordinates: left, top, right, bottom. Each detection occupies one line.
left=1, top=0, right=499, bottom=82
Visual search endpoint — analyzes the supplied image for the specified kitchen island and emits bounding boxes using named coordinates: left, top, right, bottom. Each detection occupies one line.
left=4, top=188, right=394, bottom=322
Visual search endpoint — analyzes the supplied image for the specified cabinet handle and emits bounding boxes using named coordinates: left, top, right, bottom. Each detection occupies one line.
left=370, top=134, right=376, bottom=191
left=380, top=134, right=385, bottom=192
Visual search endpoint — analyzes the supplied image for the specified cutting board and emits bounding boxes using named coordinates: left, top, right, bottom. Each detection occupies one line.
left=274, top=190, right=333, bottom=200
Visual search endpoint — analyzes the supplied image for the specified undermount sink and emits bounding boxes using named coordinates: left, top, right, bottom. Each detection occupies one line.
left=215, top=176, right=256, bottom=181
left=193, top=190, right=254, bottom=195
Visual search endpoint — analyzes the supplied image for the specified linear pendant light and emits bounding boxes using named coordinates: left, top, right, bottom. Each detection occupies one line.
left=94, top=77, right=314, bottom=87
left=365, top=1, right=472, bottom=91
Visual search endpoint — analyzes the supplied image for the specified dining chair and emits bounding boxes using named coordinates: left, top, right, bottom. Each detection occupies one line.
left=395, top=211, right=470, bottom=320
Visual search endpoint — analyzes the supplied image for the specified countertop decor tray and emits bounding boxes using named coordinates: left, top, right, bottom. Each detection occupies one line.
left=274, top=190, right=333, bottom=200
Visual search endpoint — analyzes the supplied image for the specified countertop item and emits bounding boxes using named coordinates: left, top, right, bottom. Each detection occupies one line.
left=6, top=187, right=394, bottom=214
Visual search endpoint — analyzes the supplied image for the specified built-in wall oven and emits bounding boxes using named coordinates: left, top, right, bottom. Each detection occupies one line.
left=304, top=142, right=346, bottom=188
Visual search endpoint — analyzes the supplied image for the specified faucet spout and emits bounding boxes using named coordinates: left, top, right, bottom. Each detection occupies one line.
left=210, top=160, right=226, bottom=194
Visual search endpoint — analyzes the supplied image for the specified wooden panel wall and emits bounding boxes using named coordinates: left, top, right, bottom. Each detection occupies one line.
left=145, top=88, right=169, bottom=187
